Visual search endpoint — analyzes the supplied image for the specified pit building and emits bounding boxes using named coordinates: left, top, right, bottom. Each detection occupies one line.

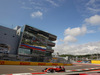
left=0, top=25, right=57, bottom=62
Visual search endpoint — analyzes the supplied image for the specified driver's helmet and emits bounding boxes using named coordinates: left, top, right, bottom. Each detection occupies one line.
left=59, top=66, right=61, bottom=68
left=61, top=66, right=64, bottom=68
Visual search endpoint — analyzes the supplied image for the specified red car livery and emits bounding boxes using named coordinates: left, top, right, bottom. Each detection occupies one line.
left=42, top=66, right=65, bottom=73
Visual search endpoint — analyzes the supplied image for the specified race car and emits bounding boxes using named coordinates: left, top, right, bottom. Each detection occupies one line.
left=42, top=66, right=65, bottom=73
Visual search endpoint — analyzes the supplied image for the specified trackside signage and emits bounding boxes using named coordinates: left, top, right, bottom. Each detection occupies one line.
left=52, top=63, right=58, bottom=66
left=0, top=61, right=4, bottom=65
left=20, top=62, right=30, bottom=65
left=38, top=63, right=46, bottom=66
left=0, top=60, right=72, bottom=66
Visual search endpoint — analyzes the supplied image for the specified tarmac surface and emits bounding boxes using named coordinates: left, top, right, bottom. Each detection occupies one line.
left=0, top=63, right=100, bottom=74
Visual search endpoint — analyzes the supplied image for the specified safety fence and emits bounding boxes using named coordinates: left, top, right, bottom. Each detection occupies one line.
left=0, top=60, right=72, bottom=66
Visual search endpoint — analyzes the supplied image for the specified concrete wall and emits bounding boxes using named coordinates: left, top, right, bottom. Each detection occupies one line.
left=0, top=25, right=20, bottom=54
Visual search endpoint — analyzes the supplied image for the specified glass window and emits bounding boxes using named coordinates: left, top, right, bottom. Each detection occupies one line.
left=47, top=46, right=52, bottom=50
left=18, top=48, right=31, bottom=55
left=45, top=52, right=51, bottom=56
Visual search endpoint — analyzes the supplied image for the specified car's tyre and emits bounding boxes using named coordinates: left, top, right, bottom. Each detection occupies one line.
left=42, top=70, right=44, bottom=72
left=62, top=68, right=65, bottom=71
left=49, top=69, right=54, bottom=73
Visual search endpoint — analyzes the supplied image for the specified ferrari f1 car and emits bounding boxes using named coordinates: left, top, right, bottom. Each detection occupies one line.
left=42, top=66, right=65, bottom=73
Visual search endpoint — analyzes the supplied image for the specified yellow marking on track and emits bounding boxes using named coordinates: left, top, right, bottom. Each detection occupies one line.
left=28, top=68, right=36, bottom=71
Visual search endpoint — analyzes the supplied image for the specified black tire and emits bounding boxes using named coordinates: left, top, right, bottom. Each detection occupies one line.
left=42, top=70, right=44, bottom=72
left=49, top=69, right=54, bottom=73
left=63, top=68, right=65, bottom=72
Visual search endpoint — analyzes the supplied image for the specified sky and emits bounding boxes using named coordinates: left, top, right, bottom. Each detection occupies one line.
left=0, top=0, right=100, bottom=55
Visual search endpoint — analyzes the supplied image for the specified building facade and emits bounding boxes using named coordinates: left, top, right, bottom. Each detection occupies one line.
left=0, top=25, right=57, bottom=62
left=0, top=25, right=21, bottom=54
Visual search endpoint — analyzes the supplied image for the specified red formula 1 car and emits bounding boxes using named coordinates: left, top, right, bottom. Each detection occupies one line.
left=42, top=66, right=65, bottom=73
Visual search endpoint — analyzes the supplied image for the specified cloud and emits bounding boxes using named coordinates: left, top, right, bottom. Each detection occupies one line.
left=87, top=7, right=100, bottom=13
left=75, top=0, right=100, bottom=15
left=31, top=11, right=43, bottom=18
left=85, top=15, right=100, bottom=26
left=86, top=0, right=100, bottom=14
left=46, top=0, right=58, bottom=7
left=84, top=15, right=100, bottom=34
left=86, top=0, right=95, bottom=5
left=64, top=26, right=87, bottom=36
left=19, top=0, right=65, bottom=18
left=53, top=0, right=100, bottom=55
left=87, top=30, right=96, bottom=33
left=55, top=14, right=100, bottom=55
left=64, top=35, right=77, bottom=43
left=63, top=26, right=87, bottom=43
left=54, top=41, right=100, bottom=55
left=20, top=0, right=66, bottom=11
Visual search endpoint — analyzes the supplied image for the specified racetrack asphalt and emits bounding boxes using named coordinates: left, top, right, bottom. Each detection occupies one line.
left=0, top=63, right=100, bottom=74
